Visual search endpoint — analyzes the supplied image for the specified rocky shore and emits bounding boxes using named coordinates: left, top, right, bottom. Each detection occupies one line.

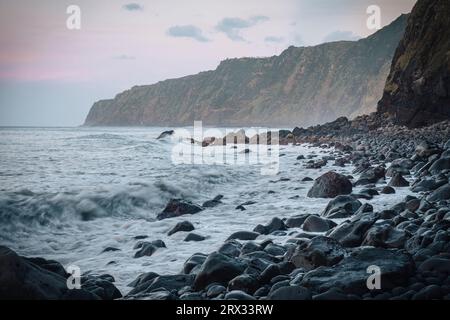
left=2, top=120, right=450, bottom=300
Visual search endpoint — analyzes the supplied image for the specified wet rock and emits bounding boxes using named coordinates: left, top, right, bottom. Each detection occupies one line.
left=128, top=272, right=159, bottom=287
left=0, top=246, right=109, bottom=300
left=127, top=274, right=195, bottom=297
left=101, top=247, right=120, bottom=253
left=285, top=214, right=311, bottom=228
left=206, top=285, right=226, bottom=298
left=380, top=186, right=396, bottom=194
left=328, top=211, right=379, bottom=247
left=355, top=166, right=386, bottom=186
left=134, top=243, right=158, bottom=258
left=184, top=233, right=206, bottom=242
left=362, top=225, right=408, bottom=249
left=427, top=184, right=450, bottom=202
left=81, top=274, right=122, bottom=300
left=307, top=171, right=352, bottom=198
left=202, top=195, right=224, bottom=208
left=157, top=199, right=203, bottom=220
left=168, top=221, right=195, bottom=236
left=429, top=157, right=450, bottom=174
left=302, top=215, right=336, bottom=232
left=235, top=205, right=246, bottom=211
left=302, top=177, right=314, bottom=182
left=183, top=253, right=208, bottom=274
left=218, top=241, right=242, bottom=258
left=322, top=195, right=362, bottom=219
left=388, top=173, right=410, bottom=187
left=253, top=217, right=287, bottom=235
left=227, top=231, right=260, bottom=241
left=418, top=257, right=450, bottom=274
left=225, top=290, right=256, bottom=300
left=157, top=130, right=174, bottom=140
left=193, top=252, right=246, bottom=290
left=228, top=274, right=260, bottom=294
left=411, top=177, right=447, bottom=192
left=301, top=248, right=415, bottom=294
left=289, top=236, right=347, bottom=270
left=268, top=286, right=312, bottom=300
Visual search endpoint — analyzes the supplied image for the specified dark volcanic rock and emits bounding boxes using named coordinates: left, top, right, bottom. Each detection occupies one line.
left=127, top=274, right=195, bottom=297
left=427, top=184, right=450, bottom=202
left=328, top=211, right=379, bottom=247
left=355, top=166, right=386, bottom=186
left=301, top=248, right=415, bottom=294
left=307, top=171, right=353, bottom=198
left=0, top=246, right=115, bottom=300
left=322, top=195, right=362, bottom=219
left=302, top=215, right=336, bottom=232
left=285, top=214, right=311, bottom=228
left=253, top=217, right=287, bottom=235
left=267, top=286, right=312, bottom=300
left=429, top=157, right=450, bottom=174
left=202, top=195, right=224, bottom=208
left=134, top=243, right=158, bottom=258
left=157, top=130, right=174, bottom=139
left=168, top=221, right=195, bottom=236
left=193, top=252, right=246, bottom=291
left=289, top=236, right=347, bottom=270
left=184, top=233, right=206, bottom=242
left=227, top=231, right=260, bottom=241
left=157, top=199, right=203, bottom=220
left=362, top=224, right=408, bottom=249
left=388, top=173, right=410, bottom=187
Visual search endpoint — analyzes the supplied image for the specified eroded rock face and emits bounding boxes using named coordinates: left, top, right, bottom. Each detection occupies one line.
left=307, top=172, right=353, bottom=198
left=377, top=0, right=450, bottom=128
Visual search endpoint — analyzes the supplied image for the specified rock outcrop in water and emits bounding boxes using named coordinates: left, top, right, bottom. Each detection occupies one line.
left=84, top=15, right=407, bottom=128
left=377, top=0, right=450, bottom=127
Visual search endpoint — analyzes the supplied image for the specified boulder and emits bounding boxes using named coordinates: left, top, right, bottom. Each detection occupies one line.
left=289, top=236, right=347, bottom=270
left=427, top=184, right=450, bottom=202
left=184, top=233, right=206, bottom=242
left=193, top=252, right=246, bottom=290
left=168, top=221, right=195, bottom=236
left=227, top=231, right=260, bottom=241
left=253, top=217, right=286, bottom=235
left=429, top=157, right=450, bottom=175
left=355, top=166, right=386, bottom=186
left=0, top=246, right=110, bottom=300
left=328, top=211, right=379, bottom=247
left=157, top=199, right=203, bottom=220
left=183, top=253, right=208, bottom=274
left=127, top=274, right=195, bottom=297
left=302, top=215, right=336, bottom=232
left=307, top=171, right=352, bottom=198
left=362, top=225, right=408, bottom=249
left=285, top=214, right=311, bottom=228
left=156, top=130, right=174, bottom=139
left=322, top=195, right=362, bottom=219
left=202, top=195, right=224, bottom=208
left=301, top=248, right=415, bottom=294
left=388, top=173, right=410, bottom=187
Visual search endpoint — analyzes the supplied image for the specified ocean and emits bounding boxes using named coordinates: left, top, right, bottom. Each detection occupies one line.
left=0, top=127, right=409, bottom=294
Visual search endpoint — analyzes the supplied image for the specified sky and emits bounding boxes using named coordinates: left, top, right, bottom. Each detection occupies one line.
left=0, top=0, right=416, bottom=126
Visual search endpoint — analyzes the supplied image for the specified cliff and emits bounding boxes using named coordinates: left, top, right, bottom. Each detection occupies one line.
left=84, top=15, right=408, bottom=127
left=377, top=0, right=450, bottom=127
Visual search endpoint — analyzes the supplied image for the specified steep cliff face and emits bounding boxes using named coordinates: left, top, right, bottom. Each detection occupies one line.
left=84, top=15, right=407, bottom=127
left=377, top=0, right=450, bottom=128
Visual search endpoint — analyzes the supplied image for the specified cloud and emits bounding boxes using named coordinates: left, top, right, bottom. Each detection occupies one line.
left=114, top=55, right=136, bottom=60
left=166, top=25, right=210, bottom=42
left=216, top=16, right=270, bottom=41
left=122, top=3, right=144, bottom=11
left=323, top=30, right=361, bottom=43
left=264, top=36, right=284, bottom=43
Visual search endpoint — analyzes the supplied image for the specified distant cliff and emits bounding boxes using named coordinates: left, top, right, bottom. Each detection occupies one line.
left=84, top=15, right=408, bottom=127
left=377, top=0, right=450, bottom=128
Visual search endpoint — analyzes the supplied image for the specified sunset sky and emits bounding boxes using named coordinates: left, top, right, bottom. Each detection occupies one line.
left=0, top=0, right=416, bottom=126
